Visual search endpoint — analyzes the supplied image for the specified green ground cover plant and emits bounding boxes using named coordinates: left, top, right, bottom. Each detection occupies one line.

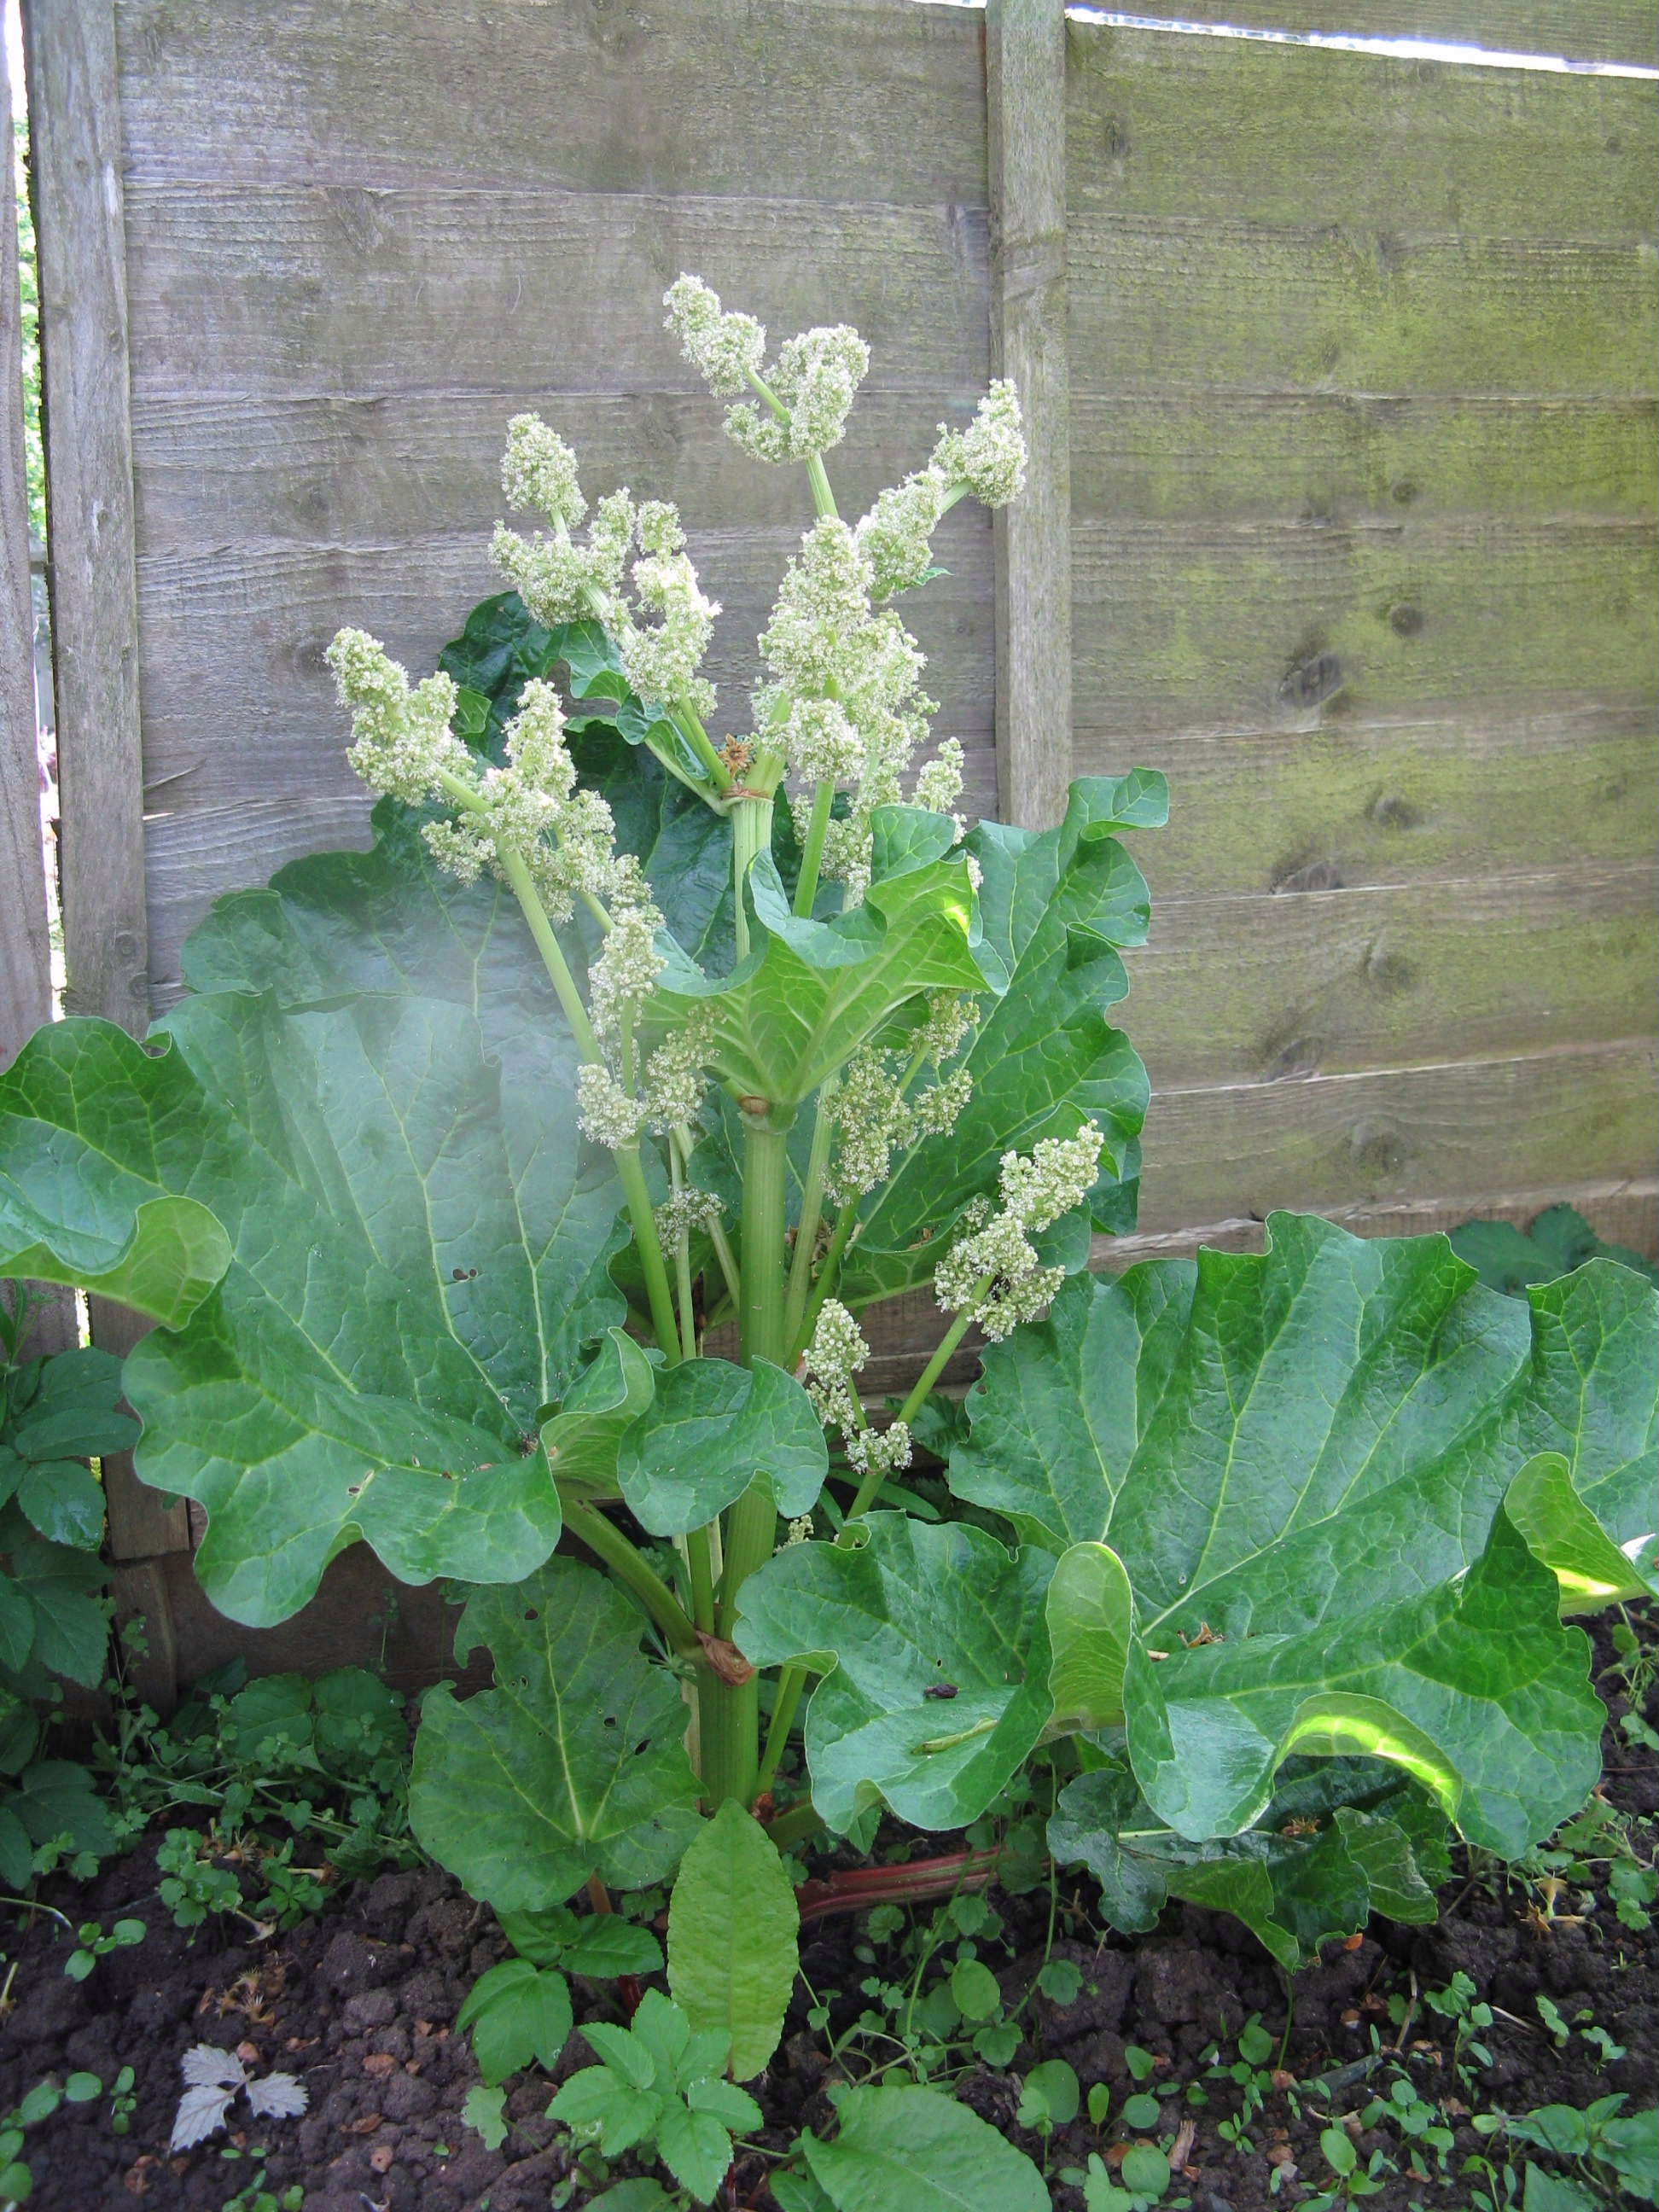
left=0, top=279, right=1654, bottom=2202
left=0, top=1286, right=128, bottom=1886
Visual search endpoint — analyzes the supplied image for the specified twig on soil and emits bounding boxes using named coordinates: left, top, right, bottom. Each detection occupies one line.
left=1387, top=1969, right=1418, bottom=2054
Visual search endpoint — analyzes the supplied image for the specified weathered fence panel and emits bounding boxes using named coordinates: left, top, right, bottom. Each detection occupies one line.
left=1062, top=15, right=1657, bottom=1233
left=1135, top=2, right=1658, bottom=66
left=0, top=32, right=50, bottom=1074
left=11, top=0, right=1655, bottom=1682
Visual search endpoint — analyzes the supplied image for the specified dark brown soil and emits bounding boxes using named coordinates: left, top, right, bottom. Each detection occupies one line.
left=2, top=1616, right=1652, bottom=2211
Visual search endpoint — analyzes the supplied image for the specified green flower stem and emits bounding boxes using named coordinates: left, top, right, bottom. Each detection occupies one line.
left=699, top=1116, right=793, bottom=1805
left=737, top=1121, right=791, bottom=1372
left=754, top=1662, right=812, bottom=1800
left=730, top=794, right=775, bottom=962
left=788, top=1041, right=940, bottom=1363
left=741, top=370, right=838, bottom=521
left=474, top=823, right=681, bottom=1359
left=793, top=777, right=835, bottom=918
left=806, top=454, right=839, bottom=521
left=792, top=1197, right=860, bottom=1362
left=783, top=1081, right=836, bottom=1351
left=667, top=1149, right=700, bottom=1361
left=614, top=1144, right=683, bottom=1362
left=892, top=1298, right=979, bottom=1434
left=562, top=1498, right=700, bottom=1661
left=671, top=703, right=734, bottom=794
left=685, top=1526, right=717, bottom=1634
left=707, top=1214, right=742, bottom=1312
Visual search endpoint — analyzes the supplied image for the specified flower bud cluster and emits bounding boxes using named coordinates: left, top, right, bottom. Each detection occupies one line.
left=933, top=381, right=1027, bottom=509
left=492, top=421, right=719, bottom=720
left=912, top=737, right=965, bottom=824
left=845, top=1420, right=912, bottom=1481
left=577, top=887, right=715, bottom=1149
left=655, top=1185, right=725, bottom=1246
left=852, top=383, right=1027, bottom=602
left=825, top=992, right=980, bottom=1205
left=801, top=1299, right=867, bottom=1438
left=662, top=274, right=765, bottom=397
left=576, top=1027, right=712, bottom=1151
left=934, top=1125, right=1103, bottom=1341
left=665, top=276, right=870, bottom=463
left=759, top=519, right=938, bottom=899
left=420, top=681, right=625, bottom=923
left=500, top=414, right=587, bottom=527
left=327, top=630, right=474, bottom=807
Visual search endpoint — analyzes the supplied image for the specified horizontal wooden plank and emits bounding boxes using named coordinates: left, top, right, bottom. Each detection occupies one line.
left=129, top=390, right=983, bottom=552
left=115, top=0, right=987, bottom=204
left=1077, top=704, right=1658, bottom=895
left=1136, top=1038, right=1658, bottom=1231
left=1096, top=1177, right=1659, bottom=1272
left=1114, top=3, right=1658, bottom=67
left=1070, top=515, right=1656, bottom=731
left=1068, top=24, right=1657, bottom=240
left=1126, top=861, right=1656, bottom=1085
left=131, top=526, right=995, bottom=790
left=1068, top=214, right=1658, bottom=396
left=122, top=182, right=991, bottom=399
left=1072, top=392, right=1658, bottom=522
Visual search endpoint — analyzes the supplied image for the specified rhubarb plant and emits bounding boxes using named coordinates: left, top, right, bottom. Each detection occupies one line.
left=0, top=279, right=1653, bottom=2083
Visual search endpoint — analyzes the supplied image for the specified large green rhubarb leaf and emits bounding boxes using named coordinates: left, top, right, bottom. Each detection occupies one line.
left=618, top=1357, right=827, bottom=1537
left=735, top=1515, right=1055, bottom=1832
left=649, top=828, right=985, bottom=1112
left=949, top=1213, right=1653, bottom=1860
left=1049, top=1757, right=1449, bottom=1970
left=0, top=830, right=629, bottom=1623
left=841, top=776, right=1161, bottom=1302
left=410, top=1558, right=702, bottom=1910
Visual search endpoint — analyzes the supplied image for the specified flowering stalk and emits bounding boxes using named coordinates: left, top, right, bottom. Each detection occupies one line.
left=330, top=287, right=1039, bottom=1825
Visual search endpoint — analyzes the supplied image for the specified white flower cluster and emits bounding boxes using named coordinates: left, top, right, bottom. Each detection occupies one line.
left=655, top=1185, right=725, bottom=1246
left=800, top=1300, right=916, bottom=1487
left=500, top=413, right=586, bottom=527
left=825, top=992, right=979, bottom=1205
left=421, top=681, right=624, bottom=923
left=934, top=1125, right=1104, bottom=1341
left=934, top=380, right=1027, bottom=509
left=328, top=628, right=710, bottom=1158
left=577, top=933, right=714, bottom=1151
left=576, top=1023, right=711, bottom=1151
left=326, top=629, right=474, bottom=807
left=846, top=1419, right=912, bottom=1481
left=661, top=273, right=765, bottom=396
left=853, top=382, right=1027, bottom=601
left=492, top=420, right=719, bottom=720
left=758, top=519, right=938, bottom=899
left=665, top=276, right=870, bottom=463
left=801, top=1298, right=867, bottom=1435
left=854, top=468, right=950, bottom=601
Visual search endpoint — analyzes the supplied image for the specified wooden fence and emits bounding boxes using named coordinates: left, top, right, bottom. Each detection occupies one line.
left=3, top=0, right=1656, bottom=1693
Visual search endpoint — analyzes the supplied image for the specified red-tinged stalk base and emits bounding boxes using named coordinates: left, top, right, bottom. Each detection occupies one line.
left=795, top=1847, right=1004, bottom=1925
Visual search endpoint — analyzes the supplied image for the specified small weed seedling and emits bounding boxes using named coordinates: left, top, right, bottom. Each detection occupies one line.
left=547, top=1989, right=761, bottom=2205
left=64, top=1915, right=146, bottom=1980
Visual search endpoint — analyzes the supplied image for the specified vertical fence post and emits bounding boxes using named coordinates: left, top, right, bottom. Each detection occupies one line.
left=26, top=0, right=183, bottom=1704
left=0, top=30, right=52, bottom=1078
left=987, top=0, right=1072, bottom=829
